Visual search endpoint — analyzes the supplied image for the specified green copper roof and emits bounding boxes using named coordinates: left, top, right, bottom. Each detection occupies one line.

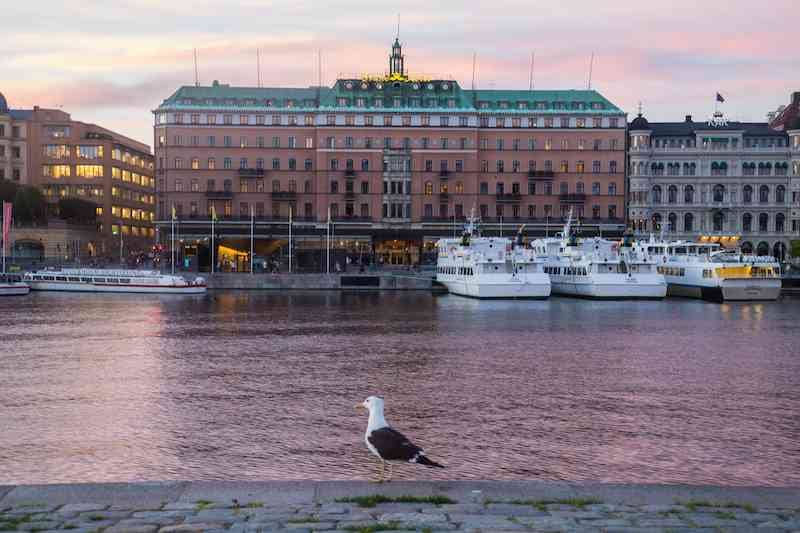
left=157, top=81, right=623, bottom=114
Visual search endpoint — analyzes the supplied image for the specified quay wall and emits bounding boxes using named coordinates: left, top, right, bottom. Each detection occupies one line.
left=0, top=481, right=798, bottom=531
left=205, top=272, right=433, bottom=291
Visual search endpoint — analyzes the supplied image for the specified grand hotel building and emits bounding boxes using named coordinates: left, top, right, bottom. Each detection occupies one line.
left=153, top=39, right=627, bottom=268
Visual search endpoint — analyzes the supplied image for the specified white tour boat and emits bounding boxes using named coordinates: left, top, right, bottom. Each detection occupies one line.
left=530, top=215, right=666, bottom=299
left=0, top=273, right=30, bottom=296
left=631, top=237, right=781, bottom=301
left=436, top=217, right=551, bottom=299
left=23, top=268, right=207, bottom=294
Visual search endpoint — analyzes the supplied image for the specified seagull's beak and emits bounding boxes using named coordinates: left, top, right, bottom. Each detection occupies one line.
left=355, top=403, right=366, bottom=410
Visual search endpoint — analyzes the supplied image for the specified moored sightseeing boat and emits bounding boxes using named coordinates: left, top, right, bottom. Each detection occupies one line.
left=0, top=273, right=30, bottom=296
left=23, top=268, right=207, bottom=294
left=630, top=237, right=781, bottom=302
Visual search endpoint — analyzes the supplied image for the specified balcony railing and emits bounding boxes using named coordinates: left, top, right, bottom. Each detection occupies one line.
left=238, top=168, right=265, bottom=178
left=528, top=170, right=555, bottom=179
left=272, top=191, right=297, bottom=200
left=559, top=193, right=586, bottom=203
left=439, top=169, right=450, bottom=177
left=205, top=190, right=233, bottom=198
left=496, top=193, right=522, bottom=203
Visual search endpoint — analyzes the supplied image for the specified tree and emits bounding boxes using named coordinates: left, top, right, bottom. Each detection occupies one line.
left=58, top=197, right=97, bottom=224
left=0, top=179, right=47, bottom=225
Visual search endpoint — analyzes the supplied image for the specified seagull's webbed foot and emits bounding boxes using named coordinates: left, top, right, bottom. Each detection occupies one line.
left=371, top=460, right=385, bottom=483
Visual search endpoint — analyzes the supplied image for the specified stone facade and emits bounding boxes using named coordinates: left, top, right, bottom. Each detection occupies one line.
left=628, top=107, right=800, bottom=260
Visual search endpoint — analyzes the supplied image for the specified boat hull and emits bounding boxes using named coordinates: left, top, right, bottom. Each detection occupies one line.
left=27, top=281, right=206, bottom=294
left=551, top=276, right=666, bottom=299
left=442, top=278, right=551, bottom=299
left=0, top=283, right=30, bottom=296
left=666, top=279, right=781, bottom=302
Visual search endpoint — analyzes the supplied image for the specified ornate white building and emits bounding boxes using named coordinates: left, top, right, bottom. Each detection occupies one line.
left=628, top=110, right=800, bottom=260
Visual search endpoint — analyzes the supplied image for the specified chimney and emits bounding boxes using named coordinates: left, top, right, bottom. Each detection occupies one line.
left=792, top=92, right=800, bottom=105
left=33, top=105, right=40, bottom=111
left=685, top=115, right=692, bottom=123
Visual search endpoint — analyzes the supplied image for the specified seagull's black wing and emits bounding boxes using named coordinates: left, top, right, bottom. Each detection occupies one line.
left=367, top=427, right=444, bottom=467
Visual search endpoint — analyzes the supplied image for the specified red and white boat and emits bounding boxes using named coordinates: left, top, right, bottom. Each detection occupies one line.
left=23, top=268, right=207, bottom=294
left=0, top=273, right=30, bottom=296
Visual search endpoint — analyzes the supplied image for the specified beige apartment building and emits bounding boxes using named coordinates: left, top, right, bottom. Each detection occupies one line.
left=1, top=91, right=155, bottom=261
left=153, top=39, right=627, bottom=269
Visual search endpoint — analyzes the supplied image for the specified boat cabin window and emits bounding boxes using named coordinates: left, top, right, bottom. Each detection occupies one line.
left=106, top=278, right=118, bottom=283
left=119, top=278, right=130, bottom=284
left=56, top=276, right=67, bottom=281
left=67, top=277, right=80, bottom=282
left=675, top=247, right=686, bottom=255
left=94, top=277, right=106, bottom=282
left=44, top=276, right=54, bottom=281
left=81, top=277, right=92, bottom=282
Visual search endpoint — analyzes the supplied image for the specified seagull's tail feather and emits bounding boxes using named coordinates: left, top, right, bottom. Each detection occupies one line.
left=416, top=455, right=445, bottom=468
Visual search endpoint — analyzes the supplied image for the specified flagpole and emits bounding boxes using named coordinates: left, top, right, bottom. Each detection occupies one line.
left=211, top=211, right=215, bottom=275
left=250, top=205, right=254, bottom=275
left=326, top=205, right=331, bottom=275
left=171, top=204, right=175, bottom=275
left=288, top=206, right=293, bottom=274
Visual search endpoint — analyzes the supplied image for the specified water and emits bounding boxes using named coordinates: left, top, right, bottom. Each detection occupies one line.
left=1, top=292, right=798, bottom=486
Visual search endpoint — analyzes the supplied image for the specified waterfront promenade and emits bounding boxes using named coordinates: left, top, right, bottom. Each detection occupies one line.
left=1, top=481, right=798, bottom=532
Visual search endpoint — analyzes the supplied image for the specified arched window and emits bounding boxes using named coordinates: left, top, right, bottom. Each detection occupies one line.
left=742, top=213, right=752, bottom=232
left=424, top=181, right=433, bottom=195
left=759, top=185, right=769, bottom=203
left=713, top=184, right=725, bottom=203
left=759, top=213, right=768, bottom=232
left=776, top=185, right=786, bottom=204
left=684, top=212, right=693, bottom=232
left=743, top=185, right=753, bottom=204
left=652, top=185, right=662, bottom=204
left=651, top=212, right=662, bottom=230
left=776, top=213, right=785, bottom=233
left=740, top=241, right=753, bottom=254
left=756, top=241, right=770, bottom=256
left=668, top=185, right=678, bottom=204
left=668, top=212, right=677, bottom=232
left=713, top=211, right=724, bottom=232
left=684, top=185, right=694, bottom=204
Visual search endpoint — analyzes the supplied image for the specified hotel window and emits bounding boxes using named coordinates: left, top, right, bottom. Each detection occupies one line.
left=512, top=117, right=521, bottom=128
left=191, top=158, right=199, bottom=170
left=255, top=158, right=264, bottom=169
left=345, top=115, right=355, bottom=126
left=288, top=115, right=297, bottom=126
left=592, top=117, right=602, bottom=128
left=544, top=118, right=554, bottom=128
left=175, top=180, right=183, bottom=192
left=512, top=160, right=520, bottom=173
left=441, top=116, right=450, bottom=127
left=365, top=115, right=374, bottom=127
left=204, top=157, right=214, bottom=170
left=223, top=135, right=231, bottom=147
left=497, top=160, right=505, bottom=173
left=289, top=158, right=297, bottom=170
left=191, top=179, right=199, bottom=192
left=528, top=160, right=536, bottom=172
left=560, top=160, right=568, bottom=172
left=421, top=115, right=430, bottom=126
left=455, top=160, right=463, bottom=172
left=272, top=114, right=281, bottom=125
left=304, top=159, right=313, bottom=171
left=480, top=160, right=488, bottom=172
left=609, top=183, right=617, bottom=195
left=272, top=136, right=280, bottom=148
left=383, top=137, right=392, bottom=148
left=480, top=117, right=489, bottom=128
left=223, top=158, right=232, bottom=169
left=327, top=114, right=335, bottom=126
left=303, top=114, right=314, bottom=126
left=441, top=138, right=449, bottom=149
left=239, top=115, right=248, bottom=125
left=561, top=139, right=569, bottom=150
left=576, top=161, right=585, bottom=173
left=592, top=160, right=600, bottom=173
left=609, top=118, right=619, bottom=128
left=425, top=160, right=433, bottom=172
left=43, top=145, right=70, bottom=159
left=459, top=116, right=468, bottom=127
left=345, top=136, right=353, bottom=148
left=239, top=158, right=248, bottom=169
left=239, top=136, right=247, bottom=148
left=559, top=118, right=569, bottom=128
left=223, top=115, right=232, bottom=125
left=330, top=159, right=339, bottom=171
left=306, top=137, right=314, bottom=148
left=272, top=158, right=280, bottom=170
left=544, top=139, right=552, bottom=151
left=174, top=157, right=183, bottom=169
left=288, top=136, right=296, bottom=148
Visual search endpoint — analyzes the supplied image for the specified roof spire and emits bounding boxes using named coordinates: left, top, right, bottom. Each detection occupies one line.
left=396, top=13, right=400, bottom=40
left=637, top=101, right=643, bottom=116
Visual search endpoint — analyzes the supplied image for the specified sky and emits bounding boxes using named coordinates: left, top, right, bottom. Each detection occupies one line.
left=1, top=0, right=797, bottom=148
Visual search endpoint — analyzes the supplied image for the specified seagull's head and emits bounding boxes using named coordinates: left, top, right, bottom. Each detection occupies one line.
left=356, top=395, right=384, bottom=413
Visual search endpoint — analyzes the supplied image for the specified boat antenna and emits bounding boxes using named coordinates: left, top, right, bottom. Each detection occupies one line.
left=193, top=48, right=199, bottom=87
left=256, top=48, right=261, bottom=88
left=587, top=52, right=594, bottom=90
left=529, top=51, right=535, bottom=91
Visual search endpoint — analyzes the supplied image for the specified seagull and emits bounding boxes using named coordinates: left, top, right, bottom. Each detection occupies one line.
left=356, top=396, right=444, bottom=482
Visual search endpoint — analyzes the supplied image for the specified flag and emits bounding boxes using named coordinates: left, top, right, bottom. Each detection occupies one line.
left=171, top=204, right=177, bottom=220
left=2, top=201, right=12, bottom=248
left=211, top=204, right=217, bottom=221
left=716, top=93, right=725, bottom=103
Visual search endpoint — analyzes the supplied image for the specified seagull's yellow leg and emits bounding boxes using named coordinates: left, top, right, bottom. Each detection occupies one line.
left=372, top=460, right=385, bottom=483
left=387, top=463, right=394, bottom=482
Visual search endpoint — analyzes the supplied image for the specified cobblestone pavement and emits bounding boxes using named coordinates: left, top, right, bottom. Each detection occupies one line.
left=2, top=497, right=799, bottom=533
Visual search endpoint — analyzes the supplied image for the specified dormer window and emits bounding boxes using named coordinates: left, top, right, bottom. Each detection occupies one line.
left=479, top=102, right=489, bottom=109
left=337, top=97, right=348, bottom=106
left=374, top=98, right=383, bottom=108
left=181, top=99, right=192, bottom=105
left=356, top=98, right=365, bottom=107
left=286, top=100, right=294, bottom=108
left=499, top=102, right=509, bottom=109
left=393, top=97, right=402, bottom=107
left=536, top=102, right=547, bottom=110
left=447, top=98, right=456, bottom=108
left=266, top=99, right=274, bottom=107
left=517, top=102, right=527, bottom=109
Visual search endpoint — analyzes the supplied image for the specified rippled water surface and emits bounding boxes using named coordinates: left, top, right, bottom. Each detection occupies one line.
left=1, top=292, right=799, bottom=486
